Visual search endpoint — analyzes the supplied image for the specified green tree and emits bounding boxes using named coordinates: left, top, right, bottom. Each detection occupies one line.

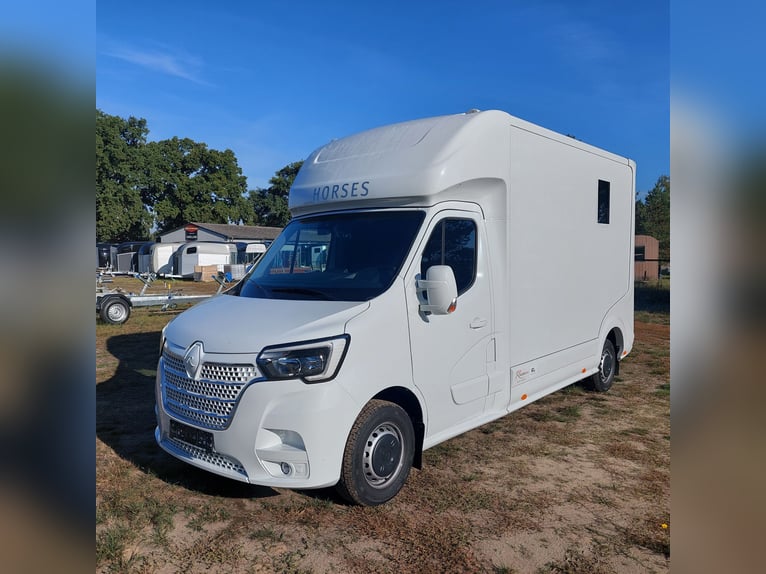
left=637, top=175, right=670, bottom=260
left=96, top=110, right=153, bottom=242
left=248, top=161, right=303, bottom=227
left=635, top=194, right=648, bottom=235
left=143, top=137, right=254, bottom=234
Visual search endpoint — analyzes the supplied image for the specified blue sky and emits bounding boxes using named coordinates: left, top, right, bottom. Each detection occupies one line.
left=96, top=1, right=669, bottom=195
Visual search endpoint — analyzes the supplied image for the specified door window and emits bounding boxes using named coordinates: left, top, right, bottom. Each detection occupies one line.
left=420, top=218, right=477, bottom=295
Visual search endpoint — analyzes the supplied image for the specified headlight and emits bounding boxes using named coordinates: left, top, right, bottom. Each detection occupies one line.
left=256, top=335, right=350, bottom=383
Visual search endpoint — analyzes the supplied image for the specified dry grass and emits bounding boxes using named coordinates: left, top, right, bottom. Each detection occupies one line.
left=96, top=296, right=670, bottom=573
left=541, top=542, right=614, bottom=574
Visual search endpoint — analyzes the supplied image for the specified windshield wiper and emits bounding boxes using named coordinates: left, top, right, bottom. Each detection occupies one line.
left=270, top=287, right=335, bottom=300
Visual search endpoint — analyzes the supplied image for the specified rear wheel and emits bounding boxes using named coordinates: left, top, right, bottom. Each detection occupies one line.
left=590, top=339, right=616, bottom=392
left=336, top=400, right=414, bottom=506
left=100, top=297, right=131, bottom=324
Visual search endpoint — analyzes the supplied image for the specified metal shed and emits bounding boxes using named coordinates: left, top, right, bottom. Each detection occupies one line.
left=635, top=234, right=660, bottom=281
left=158, top=222, right=282, bottom=244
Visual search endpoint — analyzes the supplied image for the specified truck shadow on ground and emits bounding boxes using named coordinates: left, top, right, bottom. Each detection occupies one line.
left=97, top=331, right=281, bottom=501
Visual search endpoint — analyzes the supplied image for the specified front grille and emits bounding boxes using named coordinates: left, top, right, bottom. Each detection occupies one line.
left=163, top=352, right=257, bottom=384
left=202, top=362, right=257, bottom=382
left=161, top=348, right=257, bottom=430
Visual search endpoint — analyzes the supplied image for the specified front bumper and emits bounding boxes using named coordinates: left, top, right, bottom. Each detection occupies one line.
left=155, top=356, right=359, bottom=489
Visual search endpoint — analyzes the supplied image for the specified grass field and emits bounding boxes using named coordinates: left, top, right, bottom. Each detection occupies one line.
left=96, top=279, right=669, bottom=573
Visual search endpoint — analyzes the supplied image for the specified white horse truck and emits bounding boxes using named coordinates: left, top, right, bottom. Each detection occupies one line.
left=155, top=109, right=635, bottom=505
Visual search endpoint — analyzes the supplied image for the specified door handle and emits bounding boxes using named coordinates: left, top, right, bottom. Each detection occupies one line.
left=470, top=317, right=488, bottom=329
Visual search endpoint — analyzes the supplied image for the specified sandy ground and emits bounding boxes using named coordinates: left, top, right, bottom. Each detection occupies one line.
left=97, top=304, right=669, bottom=573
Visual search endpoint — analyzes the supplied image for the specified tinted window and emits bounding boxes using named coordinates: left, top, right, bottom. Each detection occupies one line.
left=598, top=180, right=610, bottom=224
left=420, top=218, right=476, bottom=295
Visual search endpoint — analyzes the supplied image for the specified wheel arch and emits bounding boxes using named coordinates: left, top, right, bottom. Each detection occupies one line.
left=600, top=326, right=624, bottom=377
left=372, top=386, right=425, bottom=469
left=98, top=293, right=132, bottom=311
left=607, top=327, right=624, bottom=358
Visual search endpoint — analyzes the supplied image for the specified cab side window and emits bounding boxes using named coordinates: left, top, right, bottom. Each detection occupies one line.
left=420, top=218, right=477, bottom=295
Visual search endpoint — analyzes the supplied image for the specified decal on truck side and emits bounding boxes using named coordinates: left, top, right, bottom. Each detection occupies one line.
left=312, top=181, right=370, bottom=202
left=514, top=366, right=536, bottom=382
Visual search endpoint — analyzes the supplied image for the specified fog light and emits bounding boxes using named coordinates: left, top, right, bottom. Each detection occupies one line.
left=280, top=462, right=292, bottom=476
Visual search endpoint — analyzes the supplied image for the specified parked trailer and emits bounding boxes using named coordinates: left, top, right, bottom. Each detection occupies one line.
left=115, top=241, right=151, bottom=273
left=97, top=243, right=117, bottom=270
left=150, top=242, right=182, bottom=275
left=170, top=241, right=236, bottom=278
left=96, top=273, right=228, bottom=325
left=155, top=109, right=635, bottom=506
left=136, top=242, right=155, bottom=274
left=235, top=241, right=268, bottom=265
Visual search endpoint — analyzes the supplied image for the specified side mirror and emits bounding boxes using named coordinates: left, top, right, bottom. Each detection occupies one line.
left=417, top=265, right=458, bottom=315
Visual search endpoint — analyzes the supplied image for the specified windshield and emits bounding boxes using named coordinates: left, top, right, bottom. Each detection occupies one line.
left=238, top=210, right=425, bottom=301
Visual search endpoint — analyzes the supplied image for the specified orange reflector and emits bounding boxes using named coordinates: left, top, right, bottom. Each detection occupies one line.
left=581, top=368, right=587, bottom=373
left=623, top=350, right=628, bottom=356
left=521, top=394, right=527, bottom=400
left=447, top=299, right=457, bottom=313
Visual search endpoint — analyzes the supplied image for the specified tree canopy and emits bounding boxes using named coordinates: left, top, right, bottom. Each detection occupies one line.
left=142, top=137, right=252, bottom=234
left=636, top=175, right=670, bottom=260
left=96, top=110, right=153, bottom=242
left=247, top=161, right=303, bottom=228
left=96, top=110, right=302, bottom=242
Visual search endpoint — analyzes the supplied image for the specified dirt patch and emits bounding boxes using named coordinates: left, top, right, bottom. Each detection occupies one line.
left=97, top=315, right=669, bottom=573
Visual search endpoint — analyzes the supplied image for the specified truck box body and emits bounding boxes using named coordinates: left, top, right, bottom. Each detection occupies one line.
left=155, top=110, right=634, bottom=504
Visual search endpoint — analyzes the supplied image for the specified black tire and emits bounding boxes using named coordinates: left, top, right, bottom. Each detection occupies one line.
left=590, top=339, right=616, bottom=392
left=100, top=297, right=131, bottom=324
left=336, top=400, right=415, bottom=506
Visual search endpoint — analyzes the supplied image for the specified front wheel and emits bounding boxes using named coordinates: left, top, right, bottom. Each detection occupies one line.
left=590, top=339, right=616, bottom=392
left=336, top=400, right=415, bottom=506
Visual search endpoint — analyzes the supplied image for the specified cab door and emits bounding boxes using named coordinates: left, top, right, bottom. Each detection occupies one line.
left=405, top=210, right=494, bottom=439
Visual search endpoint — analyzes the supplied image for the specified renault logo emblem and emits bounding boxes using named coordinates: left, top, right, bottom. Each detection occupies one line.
left=183, top=341, right=203, bottom=380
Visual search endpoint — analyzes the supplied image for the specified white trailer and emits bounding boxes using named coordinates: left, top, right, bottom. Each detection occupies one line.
left=236, top=241, right=268, bottom=265
left=170, top=241, right=236, bottom=278
left=150, top=242, right=182, bottom=275
left=155, top=110, right=635, bottom=505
